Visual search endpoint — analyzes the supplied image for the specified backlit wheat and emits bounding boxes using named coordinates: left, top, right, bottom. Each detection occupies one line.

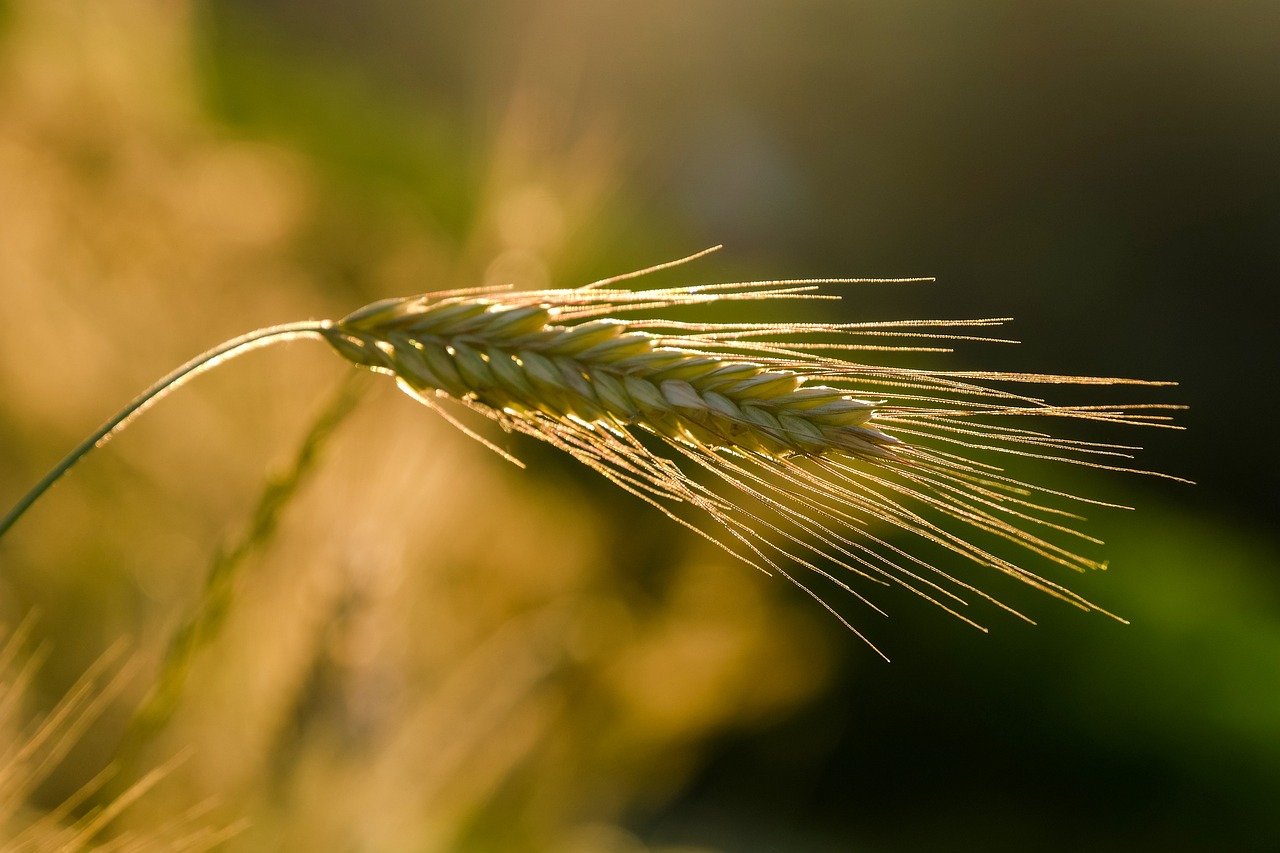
left=0, top=249, right=1185, bottom=654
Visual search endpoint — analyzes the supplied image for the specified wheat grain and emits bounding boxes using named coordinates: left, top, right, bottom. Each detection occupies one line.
left=0, top=249, right=1184, bottom=654
left=324, top=293, right=898, bottom=460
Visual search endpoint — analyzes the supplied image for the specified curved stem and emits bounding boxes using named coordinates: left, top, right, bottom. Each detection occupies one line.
left=0, top=320, right=334, bottom=541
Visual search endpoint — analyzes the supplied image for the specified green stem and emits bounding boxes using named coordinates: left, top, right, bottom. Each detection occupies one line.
left=0, top=320, right=333, bottom=541
left=125, top=370, right=365, bottom=746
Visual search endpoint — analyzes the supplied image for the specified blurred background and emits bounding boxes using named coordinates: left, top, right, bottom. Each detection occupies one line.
left=0, top=0, right=1277, bottom=849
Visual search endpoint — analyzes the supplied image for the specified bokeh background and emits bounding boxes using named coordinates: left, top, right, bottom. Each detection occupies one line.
left=1, top=1, right=1277, bottom=849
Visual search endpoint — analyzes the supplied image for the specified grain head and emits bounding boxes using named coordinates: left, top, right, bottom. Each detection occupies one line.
left=318, top=249, right=1186, bottom=654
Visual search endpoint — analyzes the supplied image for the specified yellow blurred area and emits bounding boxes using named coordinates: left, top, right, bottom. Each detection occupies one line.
left=0, top=1, right=831, bottom=848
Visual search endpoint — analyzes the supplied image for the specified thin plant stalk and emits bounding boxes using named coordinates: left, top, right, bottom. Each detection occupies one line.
left=0, top=321, right=332, bottom=540
left=127, top=371, right=365, bottom=743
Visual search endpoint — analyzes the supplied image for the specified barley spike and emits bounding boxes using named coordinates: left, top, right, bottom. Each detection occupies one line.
left=0, top=250, right=1185, bottom=654
left=323, top=299, right=895, bottom=460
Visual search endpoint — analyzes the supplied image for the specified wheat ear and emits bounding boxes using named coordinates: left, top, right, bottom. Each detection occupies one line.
left=0, top=250, right=1184, bottom=653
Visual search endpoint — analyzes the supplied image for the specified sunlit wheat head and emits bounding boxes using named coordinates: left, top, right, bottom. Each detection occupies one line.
left=320, top=247, right=1186, bottom=656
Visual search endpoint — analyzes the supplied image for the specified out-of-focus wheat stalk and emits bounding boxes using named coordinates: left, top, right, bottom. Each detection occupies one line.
left=0, top=621, right=240, bottom=850
left=127, top=374, right=365, bottom=744
left=0, top=249, right=1185, bottom=654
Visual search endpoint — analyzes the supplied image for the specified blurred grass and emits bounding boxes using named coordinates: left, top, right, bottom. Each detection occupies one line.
left=193, top=3, right=476, bottom=245
left=128, top=372, right=367, bottom=745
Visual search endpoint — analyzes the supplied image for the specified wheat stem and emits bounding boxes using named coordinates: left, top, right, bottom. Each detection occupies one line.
left=0, top=321, right=332, bottom=540
left=119, top=372, right=364, bottom=762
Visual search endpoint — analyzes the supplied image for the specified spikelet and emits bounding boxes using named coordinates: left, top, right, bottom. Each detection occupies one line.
left=320, top=249, right=1185, bottom=655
